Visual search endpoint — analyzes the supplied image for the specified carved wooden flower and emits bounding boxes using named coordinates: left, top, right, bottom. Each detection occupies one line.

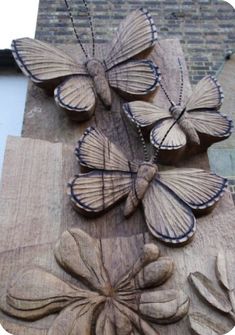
left=1, top=229, right=189, bottom=334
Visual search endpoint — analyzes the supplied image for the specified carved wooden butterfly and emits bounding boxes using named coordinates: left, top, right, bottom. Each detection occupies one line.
left=68, top=127, right=227, bottom=245
left=11, top=8, right=160, bottom=121
left=123, top=75, right=233, bottom=153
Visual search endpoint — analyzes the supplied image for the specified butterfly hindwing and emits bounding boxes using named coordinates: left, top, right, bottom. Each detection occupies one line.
left=158, top=168, right=228, bottom=210
left=107, top=60, right=160, bottom=97
left=104, top=8, right=157, bottom=70
left=142, top=179, right=196, bottom=244
left=68, top=171, right=133, bottom=215
left=11, top=38, right=87, bottom=84
left=54, top=76, right=96, bottom=120
left=187, top=110, right=233, bottom=138
left=76, top=127, right=138, bottom=172
left=150, top=118, right=187, bottom=149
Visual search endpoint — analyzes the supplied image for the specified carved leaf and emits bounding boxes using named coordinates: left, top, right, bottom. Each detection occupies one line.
left=3, top=267, right=92, bottom=321
left=48, top=297, right=105, bottom=335
left=189, top=313, right=229, bottom=335
left=139, top=289, right=189, bottom=323
left=55, top=228, right=110, bottom=291
left=216, top=251, right=231, bottom=290
left=189, top=272, right=232, bottom=313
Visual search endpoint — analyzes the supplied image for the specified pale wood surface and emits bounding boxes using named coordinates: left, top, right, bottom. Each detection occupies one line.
left=0, top=40, right=234, bottom=334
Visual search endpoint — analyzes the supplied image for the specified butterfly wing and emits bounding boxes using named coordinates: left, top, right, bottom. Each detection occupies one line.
left=76, top=127, right=138, bottom=172
left=104, top=8, right=157, bottom=70
left=158, top=168, right=227, bottom=210
left=54, top=76, right=96, bottom=120
left=11, top=38, right=87, bottom=84
left=185, top=75, right=224, bottom=112
left=68, top=171, right=133, bottom=215
left=142, top=179, right=196, bottom=245
left=123, top=101, right=171, bottom=127
left=186, top=110, right=233, bottom=139
left=107, top=60, right=161, bottom=97
left=150, top=118, right=187, bottom=150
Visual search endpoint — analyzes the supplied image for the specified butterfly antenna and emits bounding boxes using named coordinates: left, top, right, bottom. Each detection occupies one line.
left=178, top=58, right=184, bottom=105
left=64, top=0, right=89, bottom=58
left=136, top=124, right=149, bottom=162
left=82, top=0, right=96, bottom=57
left=159, top=81, right=174, bottom=107
left=153, top=109, right=185, bottom=164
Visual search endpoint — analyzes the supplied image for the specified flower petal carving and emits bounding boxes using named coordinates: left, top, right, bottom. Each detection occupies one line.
left=55, top=228, right=110, bottom=291
left=1, top=228, right=189, bottom=334
left=139, top=289, right=189, bottom=324
left=48, top=297, right=105, bottom=335
left=96, top=302, right=133, bottom=335
left=135, top=257, right=174, bottom=289
left=5, top=267, right=92, bottom=321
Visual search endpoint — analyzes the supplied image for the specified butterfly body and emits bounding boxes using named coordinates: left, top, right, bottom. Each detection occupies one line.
left=170, top=105, right=200, bottom=145
left=85, top=58, right=111, bottom=107
left=124, top=162, right=158, bottom=217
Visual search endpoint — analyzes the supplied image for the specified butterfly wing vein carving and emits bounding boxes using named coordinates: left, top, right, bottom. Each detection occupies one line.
left=68, top=127, right=227, bottom=245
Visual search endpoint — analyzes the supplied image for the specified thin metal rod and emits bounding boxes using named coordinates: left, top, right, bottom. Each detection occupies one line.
left=64, top=0, right=88, bottom=58
left=82, top=0, right=96, bottom=57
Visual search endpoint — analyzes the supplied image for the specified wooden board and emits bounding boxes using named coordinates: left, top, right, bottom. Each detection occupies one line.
left=0, top=136, right=235, bottom=335
left=0, top=40, right=234, bottom=334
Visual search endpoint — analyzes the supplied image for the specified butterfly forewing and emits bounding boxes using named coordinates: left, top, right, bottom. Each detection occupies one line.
left=142, top=179, right=196, bottom=244
left=54, top=76, right=96, bottom=119
left=107, top=60, right=160, bottom=96
left=185, top=75, right=224, bottom=112
left=187, top=110, right=233, bottom=138
left=158, top=168, right=228, bottom=210
left=68, top=171, right=133, bottom=215
left=11, top=38, right=87, bottom=83
left=76, top=127, right=138, bottom=172
left=123, top=101, right=170, bottom=126
left=104, top=8, right=157, bottom=70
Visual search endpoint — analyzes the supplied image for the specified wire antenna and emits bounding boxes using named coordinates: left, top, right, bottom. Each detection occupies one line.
left=178, top=58, right=184, bottom=105
left=152, top=109, right=185, bottom=164
left=159, top=81, right=174, bottom=106
left=82, top=0, right=96, bottom=57
left=64, top=0, right=88, bottom=58
left=136, top=124, right=149, bottom=162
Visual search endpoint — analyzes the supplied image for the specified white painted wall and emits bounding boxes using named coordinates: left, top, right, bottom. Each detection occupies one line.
left=0, top=70, right=27, bottom=174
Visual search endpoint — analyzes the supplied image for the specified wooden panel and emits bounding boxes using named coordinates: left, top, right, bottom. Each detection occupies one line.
left=0, top=39, right=234, bottom=334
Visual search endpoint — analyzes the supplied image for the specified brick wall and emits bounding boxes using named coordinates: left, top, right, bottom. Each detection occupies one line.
left=35, top=0, right=235, bottom=84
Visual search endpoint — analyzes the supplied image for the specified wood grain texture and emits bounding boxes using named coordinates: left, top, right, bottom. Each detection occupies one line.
left=0, top=39, right=234, bottom=334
